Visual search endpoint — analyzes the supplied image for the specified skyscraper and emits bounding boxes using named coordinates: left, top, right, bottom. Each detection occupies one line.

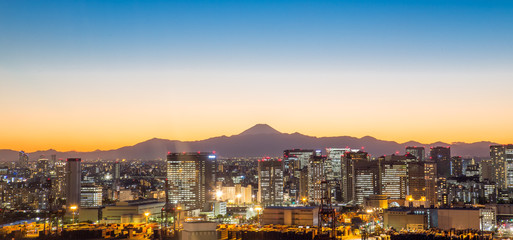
left=406, top=146, right=425, bottom=161
left=166, top=152, right=216, bottom=210
left=450, top=156, right=463, bottom=177
left=326, top=148, right=353, bottom=202
left=430, top=146, right=451, bottom=178
left=18, top=151, right=29, bottom=168
left=283, top=149, right=316, bottom=170
left=308, top=155, right=326, bottom=204
left=258, top=158, right=284, bottom=206
left=353, top=160, right=380, bottom=205
left=490, top=145, right=513, bottom=190
left=424, top=161, right=437, bottom=206
left=342, top=151, right=369, bottom=203
left=66, top=158, right=82, bottom=208
left=407, top=161, right=425, bottom=201
left=55, top=159, right=66, bottom=199
left=381, top=160, right=407, bottom=200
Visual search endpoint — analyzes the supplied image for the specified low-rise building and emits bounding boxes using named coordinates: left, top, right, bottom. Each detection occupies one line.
left=101, top=199, right=164, bottom=223
left=261, top=206, right=318, bottom=226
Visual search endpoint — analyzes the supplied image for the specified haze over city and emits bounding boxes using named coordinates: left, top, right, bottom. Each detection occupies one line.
left=1, top=0, right=512, bottom=152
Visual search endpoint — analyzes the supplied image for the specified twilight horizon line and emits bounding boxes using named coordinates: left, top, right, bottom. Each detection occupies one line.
left=3, top=124, right=504, bottom=153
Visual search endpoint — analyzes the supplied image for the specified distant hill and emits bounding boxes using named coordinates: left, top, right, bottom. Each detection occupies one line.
left=0, top=124, right=497, bottom=161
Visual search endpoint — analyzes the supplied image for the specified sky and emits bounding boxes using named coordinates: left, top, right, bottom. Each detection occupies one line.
left=1, top=0, right=512, bottom=152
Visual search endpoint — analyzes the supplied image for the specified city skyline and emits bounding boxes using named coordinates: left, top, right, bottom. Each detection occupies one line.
left=1, top=0, right=513, bottom=151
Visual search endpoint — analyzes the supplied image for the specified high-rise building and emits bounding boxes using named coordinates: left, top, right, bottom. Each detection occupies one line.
left=326, top=148, right=355, bottom=202
left=37, top=156, right=49, bottom=175
left=80, top=184, right=103, bottom=207
left=50, top=154, right=57, bottom=170
left=283, top=149, right=317, bottom=202
left=450, top=156, right=463, bottom=177
left=342, top=151, right=369, bottom=203
left=406, top=146, right=425, bottom=161
left=55, top=159, right=66, bottom=199
left=66, top=158, right=82, bottom=208
left=283, top=149, right=316, bottom=171
left=258, top=158, right=284, bottom=206
left=18, top=151, right=29, bottom=168
left=407, top=161, right=425, bottom=201
left=167, top=152, right=217, bottom=209
left=353, top=160, right=380, bottom=205
left=480, top=159, right=493, bottom=182
left=490, top=145, right=513, bottom=190
left=424, top=161, right=437, bottom=206
left=381, top=160, right=407, bottom=200
left=308, top=155, right=326, bottom=204
left=430, top=146, right=451, bottom=178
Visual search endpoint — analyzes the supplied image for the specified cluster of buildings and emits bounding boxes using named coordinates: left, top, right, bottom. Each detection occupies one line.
left=1, top=144, right=513, bottom=233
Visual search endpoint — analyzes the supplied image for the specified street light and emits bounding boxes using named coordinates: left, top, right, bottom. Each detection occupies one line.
left=69, top=205, right=78, bottom=224
left=302, top=197, right=307, bottom=205
left=254, top=206, right=262, bottom=226
left=144, top=212, right=150, bottom=224
left=176, top=206, right=182, bottom=229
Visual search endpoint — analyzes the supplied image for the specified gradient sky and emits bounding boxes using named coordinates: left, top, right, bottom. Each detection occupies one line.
left=1, top=0, right=512, bottom=152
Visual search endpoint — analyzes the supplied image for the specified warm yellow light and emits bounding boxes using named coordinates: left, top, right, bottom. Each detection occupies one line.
left=254, top=206, right=262, bottom=211
left=177, top=206, right=182, bottom=210
left=70, top=205, right=78, bottom=210
left=302, top=197, right=307, bottom=202
left=144, top=212, right=150, bottom=217
left=236, top=194, right=242, bottom=199
left=216, top=190, right=223, bottom=198
left=366, top=209, right=374, bottom=213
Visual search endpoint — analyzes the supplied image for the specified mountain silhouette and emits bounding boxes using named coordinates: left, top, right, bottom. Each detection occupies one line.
left=0, top=124, right=497, bottom=161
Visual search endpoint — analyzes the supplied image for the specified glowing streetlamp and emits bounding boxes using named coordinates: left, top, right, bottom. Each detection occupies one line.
left=254, top=206, right=262, bottom=225
left=70, top=205, right=78, bottom=224
left=302, top=197, right=308, bottom=205
left=176, top=206, right=182, bottom=228
left=144, top=212, right=150, bottom=224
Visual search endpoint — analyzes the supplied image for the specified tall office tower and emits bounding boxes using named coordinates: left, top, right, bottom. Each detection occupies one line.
left=113, top=161, right=121, bottom=180
left=353, top=160, right=380, bottom=205
left=18, top=151, right=29, bottom=168
left=37, top=156, right=49, bottom=175
left=406, top=146, right=425, bottom=161
left=381, top=160, right=407, bottom=199
left=480, top=159, right=493, bottom=182
left=299, top=167, right=309, bottom=202
left=424, top=161, right=437, bottom=206
left=307, top=155, right=326, bottom=204
left=326, top=148, right=354, bottom=202
left=407, top=161, right=425, bottom=201
left=490, top=145, right=513, bottom=190
left=112, top=161, right=121, bottom=199
left=50, top=154, right=57, bottom=170
left=80, top=184, right=103, bottom=207
left=450, top=156, right=463, bottom=177
left=283, top=149, right=316, bottom=170
left=283, top=149, right=316, bottom=202
left=66, top=158, right=82, bottom=208
left=167, top=152, right=217, bottom=209
left=342, top=151, right=369, bottom=203
left=55, top=159, right=66, bottom=199
left=258, top=158, right=284, bottom=206
left=430, top=146, right=451, bottom=178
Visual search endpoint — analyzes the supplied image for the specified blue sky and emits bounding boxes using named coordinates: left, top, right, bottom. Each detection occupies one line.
left=1, top=0, right=513, bottom=151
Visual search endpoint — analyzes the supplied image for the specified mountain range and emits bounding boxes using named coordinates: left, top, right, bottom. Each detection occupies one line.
left=0, top=124, right=496, bottom=162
